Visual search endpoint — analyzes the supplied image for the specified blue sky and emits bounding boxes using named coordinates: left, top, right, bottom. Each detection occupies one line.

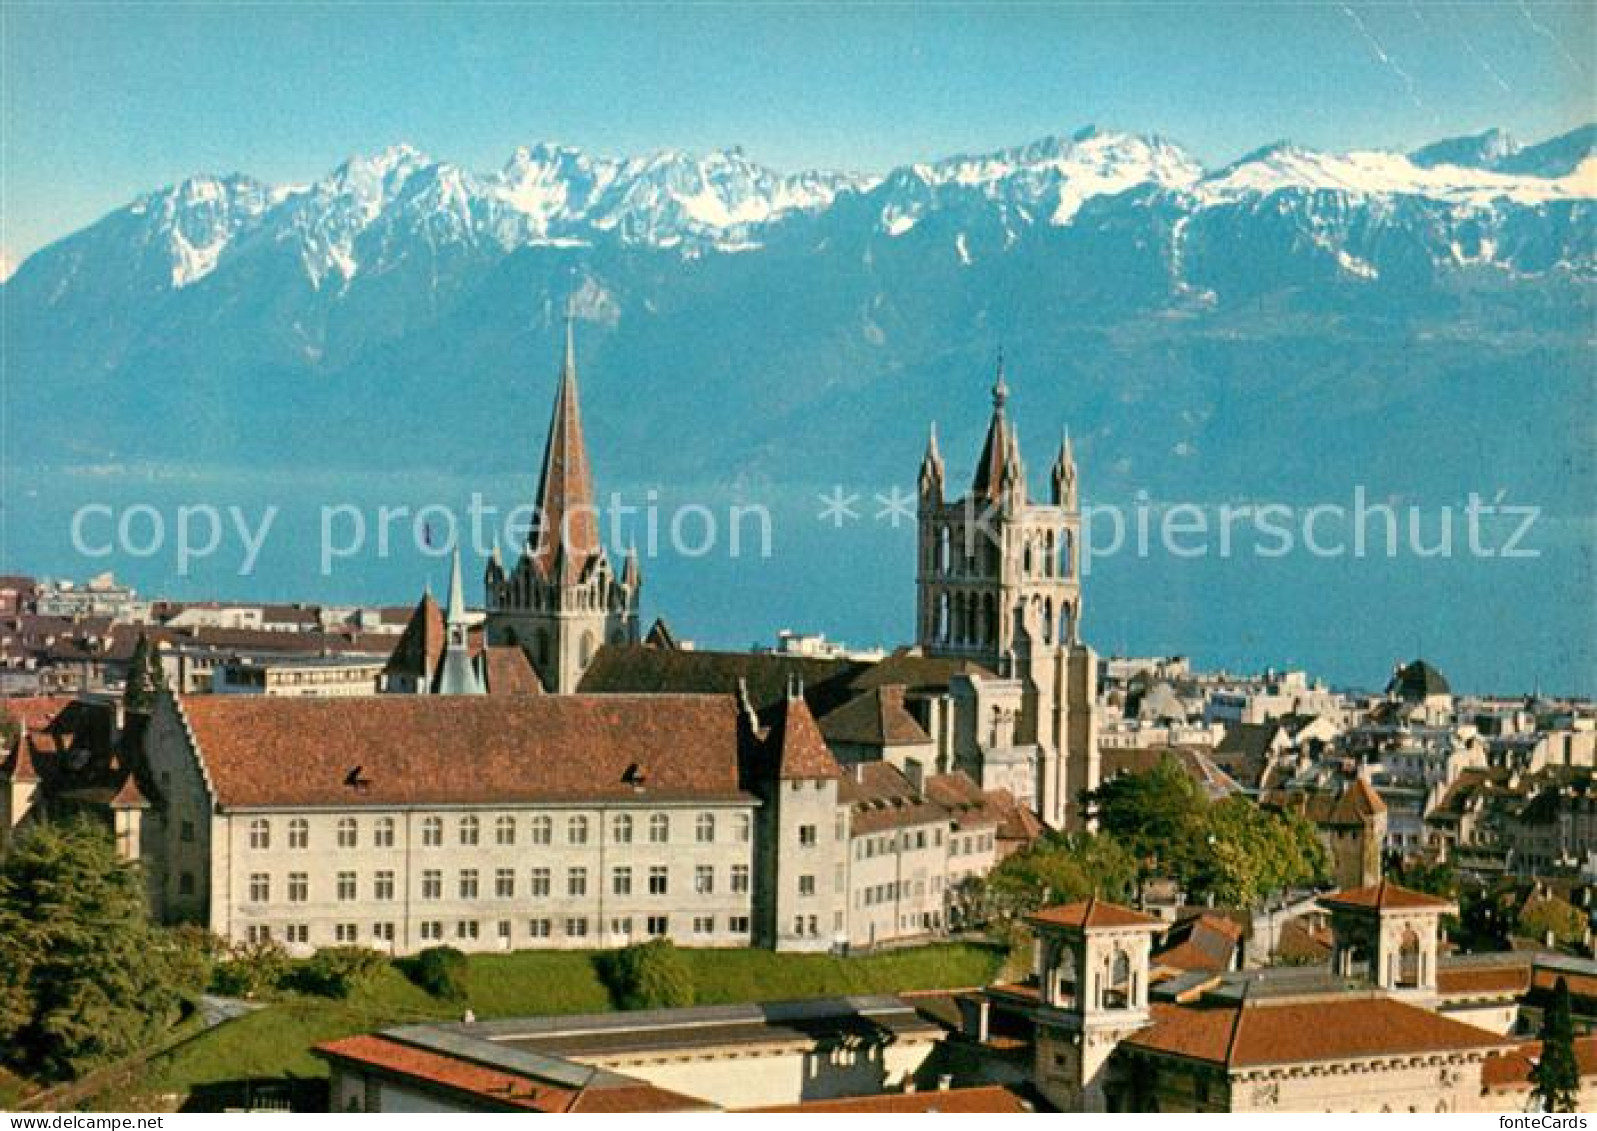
left=3, top=2, right=1593, bottom=263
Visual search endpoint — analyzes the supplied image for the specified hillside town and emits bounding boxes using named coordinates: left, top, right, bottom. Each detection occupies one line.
left=2, top=329, right=1593, bottom=1114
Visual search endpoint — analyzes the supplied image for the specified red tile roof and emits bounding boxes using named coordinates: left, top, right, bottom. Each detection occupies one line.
left=1126, top=997, right=1509, bottom=1068
left=482, top=646, right=543, bottom=696
left=747, top=1086, right=1030, bottom=1113
left=766, top=694, right=843, bottom=781
left=1482, top=1037, right=1597, bottom=1090
left=1320, top=879, right=1456, bottom=913
left=818, top=685, right=932, bottom=748
left=315, top=1035, right=711, bottom=1113
left=176, top=694, right=754, bottom=808
left=841, top=762, right=950, bottom=835
left=1030, top=897, right=1162, bottom=932
left=1437, top=965, right=1531, bottom=998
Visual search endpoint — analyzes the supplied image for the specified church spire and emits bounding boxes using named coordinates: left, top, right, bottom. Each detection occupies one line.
left=1051, top=425, right=1077, bottom=506
left=437, top=545, right=484, bottom=695
left=529, top=310, right=601, bottom=579
left=972, top=350, right=1018, bottom=502
left=919, top=421, right=945, bottom=500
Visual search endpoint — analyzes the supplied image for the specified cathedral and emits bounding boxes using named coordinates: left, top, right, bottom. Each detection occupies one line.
left=916, top=360, right=1099, bottom=828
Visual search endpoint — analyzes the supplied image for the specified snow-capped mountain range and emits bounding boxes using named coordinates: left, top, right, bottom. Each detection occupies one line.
left=18, top=124, right=1592, bottom=292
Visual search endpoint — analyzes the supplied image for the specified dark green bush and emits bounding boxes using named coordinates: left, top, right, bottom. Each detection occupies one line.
left=403, top=946, right=469, bottom=1001
left=290, top=946, right=388, bottom=999
left=596, top=938, right=695, bottom=1011
left=211, top=938, right=291, bottom=999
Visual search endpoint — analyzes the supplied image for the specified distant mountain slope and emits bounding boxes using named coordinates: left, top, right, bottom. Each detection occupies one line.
left=4, top=125, right=1594, bottom=516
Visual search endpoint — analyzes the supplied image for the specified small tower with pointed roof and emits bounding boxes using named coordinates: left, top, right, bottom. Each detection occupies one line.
left=1320, top=879, right=1456, bottom=1004
left=915, top=354, right=1096, bottom=829
left=1029, top=897, right=1162, bottom=1111
left=485, top=314, right=640, bottom=692
left=436, top=547, right=485, bottom=696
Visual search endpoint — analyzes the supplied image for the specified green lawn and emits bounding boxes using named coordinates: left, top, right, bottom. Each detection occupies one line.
left=126, top=942, right=1002, bottom=1108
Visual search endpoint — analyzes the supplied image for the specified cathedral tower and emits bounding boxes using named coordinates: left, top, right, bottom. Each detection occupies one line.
left=916, top=357, right=1098, bottom=828
left=485, top=317, right=640, bottom=692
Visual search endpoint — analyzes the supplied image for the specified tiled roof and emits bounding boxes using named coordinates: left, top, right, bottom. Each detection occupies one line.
left=765, top=694, right=843, bottom=782
left=1125, top=996, right=1508, bottom=1069
left=1437, top=964, right=1531, bottom=998
left=482, top=646, right=543, bottom=696
left=314, top=1035, right=711, bottom=1113
left=383, top=593, right=445, bottom=681
left=1320, top=879, right=1455, bottom=913
left=847, top=647, right=993, bottom=693
left=841, top=762, right=948, bottom=834
left=922, top=772, right=1002, bottom=830
left=1482, top=1037, right=1597, bottom=1090
left=1154, top=914, right=1245, bottom=975
left=1274, top=918, right=1334, bottom=964
left=984, top=788, right=1045, bottom=846
left=579, top=644, right=865, bottom=716
left=818, top=686, right=931, bottom=747
left=747, top=1086, right=1030, bottom=1113
left=176, top=693, right=754, bottom=808
left=1030, top=897, right=1162, bottom=932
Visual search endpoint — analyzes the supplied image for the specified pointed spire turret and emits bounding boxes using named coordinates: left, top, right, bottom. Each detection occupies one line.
left=971, top=350, right=1019, bottom=502
left=1051, top=425, right=1077, bottom=506
left=437, top=545, right=485, bottom=696
left=919, top=421, right=945, bottom=501
left=621, top=543, right=641, bottom=588
left=529, top=311, right=600, bottom=579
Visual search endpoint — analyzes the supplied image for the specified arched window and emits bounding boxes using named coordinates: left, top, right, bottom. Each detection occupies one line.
left=1061, top=528, right=1074, bottom=578
left=612, top=814, right=633, bottom=844
left=938, top=526, right=951, bottom=574
left=248, top=819, right=271, bottom=850
left=696, top=813, right=716, bottom=843
left=1043, top=598, right=1055, bottom=644
left=1106, top=949, right=1132, bottom=1008
left=530, top=815, right=552, bottom=845
left=337, top=817, right=358, bottom=848
left=937, top=593, right=950, bottom=643
left=568, top=815, right=589, bottom=845
left=649, top=814, right=670, bottom=844
left=422, top=816, right=443, bottom=847
left=1396, top=928, right=1422, bottom=988
left=375, top=817, right=396, bottom=847
left=288, top=818, right=309, bottom=850
left=459, top=815, right=480, bottom=846
left=495, top=815, right=516, bottom=846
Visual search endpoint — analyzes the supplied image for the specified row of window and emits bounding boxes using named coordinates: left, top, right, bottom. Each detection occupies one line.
left=950, top=831, right=995, bottom=857
left=857, top=876, right=943, bottom=907
left=246, top=864, right=753, bottom=904
left=245, top=811, right=752, bottom=851
left=856, top=826, right=944, bottom=860
left=243, top=915, right=753, bottom=946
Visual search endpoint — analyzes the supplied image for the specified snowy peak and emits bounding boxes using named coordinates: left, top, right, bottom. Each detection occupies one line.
left=1410, top=128, right=1521, bottom=170
left=17, top=123, right=1595, bottom=293
left=1196, top=136, right=1595, bottom=205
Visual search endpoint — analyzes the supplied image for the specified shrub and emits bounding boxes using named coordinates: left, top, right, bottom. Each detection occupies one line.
left=290, top=947, right=388, bottom=999
left=403, top=946, right=469, bottom=1002
left=597, top=939, right=695, bottom=1011
left=157, top=926, right=226, bottom=999
left=212, top=938, right=291, bottom=999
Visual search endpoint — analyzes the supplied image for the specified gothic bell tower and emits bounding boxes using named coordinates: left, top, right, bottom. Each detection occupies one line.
left=484, top=316, right=640, bottom=692
left=915, top=356, right=1098, bottom=828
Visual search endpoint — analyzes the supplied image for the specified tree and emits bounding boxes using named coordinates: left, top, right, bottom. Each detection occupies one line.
left=1085, top=757, right=1206, bottom=874
left=978, top=832, right=1139, bottom=925
left=123, top=635, right=155, bottom=715
left=0, top=817, right=180, bottom=1080
left=1531, top=976, right=1581, bottom=1112
left=1518, top=895, right=1587, bottom=949
left=0, top=705, right=18, bottom=751
left=1186, top=798, right=1328, bottom=907
left=598, top=938, right=695, bottom=1010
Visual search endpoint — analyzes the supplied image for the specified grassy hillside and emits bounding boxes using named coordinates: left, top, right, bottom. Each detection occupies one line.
left=103, top=943, right=1001, bottom=1110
